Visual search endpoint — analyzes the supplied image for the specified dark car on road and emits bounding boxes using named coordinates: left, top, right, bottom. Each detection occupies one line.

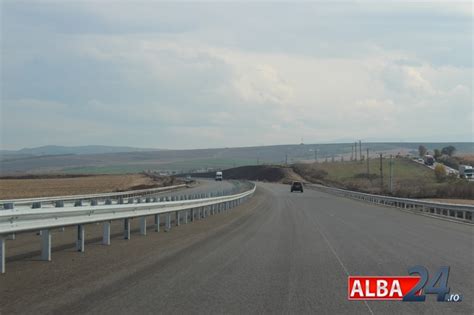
left=290, top=181, right=304, bottom=193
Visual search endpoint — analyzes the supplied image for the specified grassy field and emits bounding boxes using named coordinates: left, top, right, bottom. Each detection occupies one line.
left=62, top=158, right=260, bottom=174
left=293, top=158, right=474, bottom=199
left=313, top=158, right=432, bottom=183
left=0, top=174, right=166, bottom=199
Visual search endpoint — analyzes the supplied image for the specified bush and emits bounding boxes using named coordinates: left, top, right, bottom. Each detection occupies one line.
left=436, top=181, right=474, bottom=199
left=393, top=178, right=437, bottom=198
left=434, top=164, right=447, bottom=182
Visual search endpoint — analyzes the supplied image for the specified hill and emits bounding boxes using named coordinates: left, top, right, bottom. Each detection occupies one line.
left=0, top=145, right=159, bottom=158
left=0, top=142, right=472, bottom=175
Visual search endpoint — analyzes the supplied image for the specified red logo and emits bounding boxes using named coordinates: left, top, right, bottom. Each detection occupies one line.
left=348, top=276, right=421, bottom=300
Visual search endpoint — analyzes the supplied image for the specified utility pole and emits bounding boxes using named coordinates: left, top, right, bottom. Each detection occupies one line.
left=351, top=144, right=354, bottom=161
left=354, top=142, right=358, bottom=161
left=379, top=153, right=384, bottom=191
left=389, top=155, right=393, bottom=194
left=366, top=148, right=370, bottom=177
left=359, top=140, right=362, bottom=161
left=285, top=153, right=288, bottom=165
left=314, top=147, right=317, bottom=162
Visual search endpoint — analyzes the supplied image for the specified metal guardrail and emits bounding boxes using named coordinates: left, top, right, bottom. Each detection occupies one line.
left=0, top=184, right=188, bottom=209
left=0, top=181, right=256, bottom=273
left=308, top=184, right=473, bottom=223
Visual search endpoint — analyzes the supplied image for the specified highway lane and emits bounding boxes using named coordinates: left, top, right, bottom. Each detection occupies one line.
left=1, top=182, right=472, bottom=314
left=151, top=178, right=239, bottom=198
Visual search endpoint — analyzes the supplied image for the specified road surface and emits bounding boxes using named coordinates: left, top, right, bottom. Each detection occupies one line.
left=1, top=182, right=472, bottom=314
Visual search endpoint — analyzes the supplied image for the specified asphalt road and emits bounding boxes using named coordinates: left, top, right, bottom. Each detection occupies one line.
left=1, top=182, right=472, bottom=314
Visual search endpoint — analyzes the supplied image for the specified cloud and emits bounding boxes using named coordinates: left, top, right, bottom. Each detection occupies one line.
left=1, top=1, right=472, bottom=149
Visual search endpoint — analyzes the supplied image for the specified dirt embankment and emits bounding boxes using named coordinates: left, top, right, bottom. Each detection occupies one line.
left=0, top=174, right=181, bottom=199
left=194, top=165, right=304, bottom=184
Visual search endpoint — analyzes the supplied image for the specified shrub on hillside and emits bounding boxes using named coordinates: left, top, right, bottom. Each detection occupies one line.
left=436, top=181, right=474, bottom=199
left=393, top=179, right=437, bottom=198
left=434, top=164, right=447, bottom=182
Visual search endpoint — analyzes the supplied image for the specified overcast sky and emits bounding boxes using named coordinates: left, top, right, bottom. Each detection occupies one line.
left=1, top=1, right=472, bottom=150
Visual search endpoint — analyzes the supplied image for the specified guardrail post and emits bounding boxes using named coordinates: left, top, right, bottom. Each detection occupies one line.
left=3, top=202, right=13, bottom=210
left=191, top=208, right=195, bottom=222
left=184, top=210, right=188, bottom=224
left=154, top=214, right=160, bottom=232
left=76, top=225, right=85, bottom=252
left=1, top=236, right=5, bottom=274
left=176, top=211, right=180, bottom=226
left=140, top=217, right=147, bottom=235
left=91, top=199, right=98, bottom=206
left=166, top=213, right=171, bottom=231
left=103, top=222, right=111, bottom=245
left=41, top=229, right=51, bottom=261
left=124, top=219, right=131, bottom=239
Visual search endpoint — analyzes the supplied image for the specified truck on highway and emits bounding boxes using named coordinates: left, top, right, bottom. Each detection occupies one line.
left=459, top=165, right=473, bottom=179
left=423, top=155, right=435, bottom=166
left=215, top=171, right=223, bottom=181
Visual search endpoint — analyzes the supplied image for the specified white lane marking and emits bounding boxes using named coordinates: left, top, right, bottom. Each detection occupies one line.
left=309, top=212, right=375, bottom=315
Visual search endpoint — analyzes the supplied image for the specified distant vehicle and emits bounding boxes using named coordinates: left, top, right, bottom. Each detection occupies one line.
left=423, top=155, right=435, bottom=166
left=185, top=175, right=193, bottom=184
left=290, top=181, right=304, bottom=193
left=459, top=165, right=473, bottom=179
left=417, top=158, right=424, bottom=163
left=215, top=171, right=223, bottom=181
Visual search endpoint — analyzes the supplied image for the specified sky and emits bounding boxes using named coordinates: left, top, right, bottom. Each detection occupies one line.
left=1, top=1, right=473, bottom=150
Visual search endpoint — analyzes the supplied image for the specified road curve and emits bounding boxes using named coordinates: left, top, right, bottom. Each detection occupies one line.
left=1, top=182, right=472, bottom=314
